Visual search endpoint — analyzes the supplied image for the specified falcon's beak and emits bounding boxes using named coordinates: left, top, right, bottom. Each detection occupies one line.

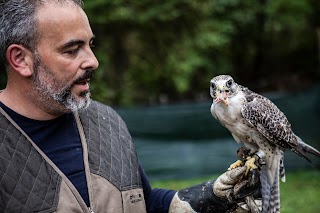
left=215, top=90, right=230, bottom=106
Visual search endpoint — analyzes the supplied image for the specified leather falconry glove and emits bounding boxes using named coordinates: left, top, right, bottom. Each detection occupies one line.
left=168, top=166, right=261, bottom=213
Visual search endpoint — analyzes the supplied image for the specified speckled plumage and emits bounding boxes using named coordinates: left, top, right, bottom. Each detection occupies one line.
left=209, top=75, right=320, bottom=213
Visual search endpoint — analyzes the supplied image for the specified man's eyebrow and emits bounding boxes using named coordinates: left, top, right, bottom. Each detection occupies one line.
left=59, top=36, right=95, bottom=50
left=59, top=39, right=85, bottom=50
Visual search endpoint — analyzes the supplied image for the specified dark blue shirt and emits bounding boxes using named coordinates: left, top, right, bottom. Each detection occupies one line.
left=0, top=102, right=90, bottom=206
left=0, top=102, right=175, bottom=212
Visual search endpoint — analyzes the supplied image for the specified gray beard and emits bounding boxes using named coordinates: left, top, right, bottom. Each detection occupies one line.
left=50, top=87, right=91, bottom=112
left=32, top=54, right=91, bottom=113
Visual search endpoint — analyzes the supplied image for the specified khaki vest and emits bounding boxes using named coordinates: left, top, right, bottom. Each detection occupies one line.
left=0, top=101, right=147, bottom=213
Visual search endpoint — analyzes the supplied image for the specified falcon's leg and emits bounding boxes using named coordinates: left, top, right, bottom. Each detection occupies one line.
left=244, top=156, right=258, bottom=176
left=228, top=147, right=252, bottom=171
left=228, top=160, right=244, bottom=171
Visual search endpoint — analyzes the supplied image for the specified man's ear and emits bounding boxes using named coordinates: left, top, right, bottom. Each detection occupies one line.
left=6, top=44, right=34, bottom=77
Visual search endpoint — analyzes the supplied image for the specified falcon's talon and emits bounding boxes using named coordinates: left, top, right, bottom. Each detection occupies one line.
left=228, top=160, right=244, bottom=171
left=244, top=157, right=258, bottom=176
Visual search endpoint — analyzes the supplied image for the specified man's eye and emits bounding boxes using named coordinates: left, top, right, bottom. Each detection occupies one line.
left=65, top=48, right=80, bottom=55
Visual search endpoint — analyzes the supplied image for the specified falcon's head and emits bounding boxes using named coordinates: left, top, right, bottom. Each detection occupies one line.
left=210, top=75, right=238, bottom=106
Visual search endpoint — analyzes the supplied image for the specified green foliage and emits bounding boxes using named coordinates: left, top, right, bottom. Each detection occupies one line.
left=1, top=0, right=316, bottom=105
left=2, top=0, right=317, bottom=104
left=82, top=0, right=319, bottom=106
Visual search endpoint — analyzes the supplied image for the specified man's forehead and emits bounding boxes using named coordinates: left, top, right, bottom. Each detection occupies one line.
left=35, top=3, right=92, bottom=45
left=36, top=2, right=84, bottom=24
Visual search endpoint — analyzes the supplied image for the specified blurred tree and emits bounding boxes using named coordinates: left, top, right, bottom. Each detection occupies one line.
left=83, top=0, right=319, bottom=106
left=85, top=0, right=230, bottom=105
left=1, top=0, right=319, bottom=106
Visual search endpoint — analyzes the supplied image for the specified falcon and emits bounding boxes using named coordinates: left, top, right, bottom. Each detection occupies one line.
left=209, top=75, right=320, bottom=213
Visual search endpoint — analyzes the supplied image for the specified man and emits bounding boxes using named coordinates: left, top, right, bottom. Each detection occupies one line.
left=0, top=0, right=259, bottom=212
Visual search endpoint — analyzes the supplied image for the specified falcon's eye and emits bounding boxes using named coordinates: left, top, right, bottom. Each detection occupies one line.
left=210, top=82, right=216, bottom=90
left=226, top=79, right=233, bottom=88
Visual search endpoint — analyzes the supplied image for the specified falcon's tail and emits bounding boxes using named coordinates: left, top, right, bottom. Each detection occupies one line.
left=261, top=164, right=281, bottom=213
left=294, top=135, right=320, bottom=163
left=261, top=147, right=282, bottom=213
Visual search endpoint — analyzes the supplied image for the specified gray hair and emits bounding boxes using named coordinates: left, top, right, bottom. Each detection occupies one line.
left=0, top=0, right=84, bottom=64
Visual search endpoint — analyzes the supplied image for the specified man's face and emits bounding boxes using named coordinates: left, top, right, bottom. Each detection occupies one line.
left=30, top=3, right=99, bottom=113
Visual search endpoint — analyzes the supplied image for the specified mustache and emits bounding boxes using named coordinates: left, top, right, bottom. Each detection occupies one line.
left=73, top=70, right=94, bottom=85
left=57, top=70, right=93, bottom=103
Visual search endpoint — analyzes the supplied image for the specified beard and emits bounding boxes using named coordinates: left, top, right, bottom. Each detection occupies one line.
left=32, top=53, right=92, bottom=113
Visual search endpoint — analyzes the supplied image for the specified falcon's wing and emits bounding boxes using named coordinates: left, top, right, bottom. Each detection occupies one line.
left=240, top=87, right=285, bottom=213
left=240, top=87, right=314, bottom=163
left=240, top=87, right=296, bottom=150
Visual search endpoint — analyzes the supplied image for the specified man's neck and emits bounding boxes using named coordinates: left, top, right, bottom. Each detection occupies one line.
left=0, top=89, right=64, bottom=121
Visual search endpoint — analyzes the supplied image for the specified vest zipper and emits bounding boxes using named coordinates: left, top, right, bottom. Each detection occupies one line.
left=74, top=112, right=95, bottom=213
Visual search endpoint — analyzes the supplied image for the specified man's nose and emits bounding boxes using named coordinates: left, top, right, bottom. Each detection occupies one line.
left=81, top=48, right=99, bottom=71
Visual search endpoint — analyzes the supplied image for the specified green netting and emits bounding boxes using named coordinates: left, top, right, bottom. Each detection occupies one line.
left=118, top=85, right=320, bottom=141
left=117, top=85, right=320, bottom=179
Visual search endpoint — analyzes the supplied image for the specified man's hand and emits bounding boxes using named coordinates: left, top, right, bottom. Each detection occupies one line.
left=169, top=166, right=261, bottom=213
left=213, top=166, right=246, bottom=200
left=214, top=166, right=262, bottom=212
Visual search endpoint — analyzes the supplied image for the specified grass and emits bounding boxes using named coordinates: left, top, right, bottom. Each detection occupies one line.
left=150, top=170, right=320, bottom=213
